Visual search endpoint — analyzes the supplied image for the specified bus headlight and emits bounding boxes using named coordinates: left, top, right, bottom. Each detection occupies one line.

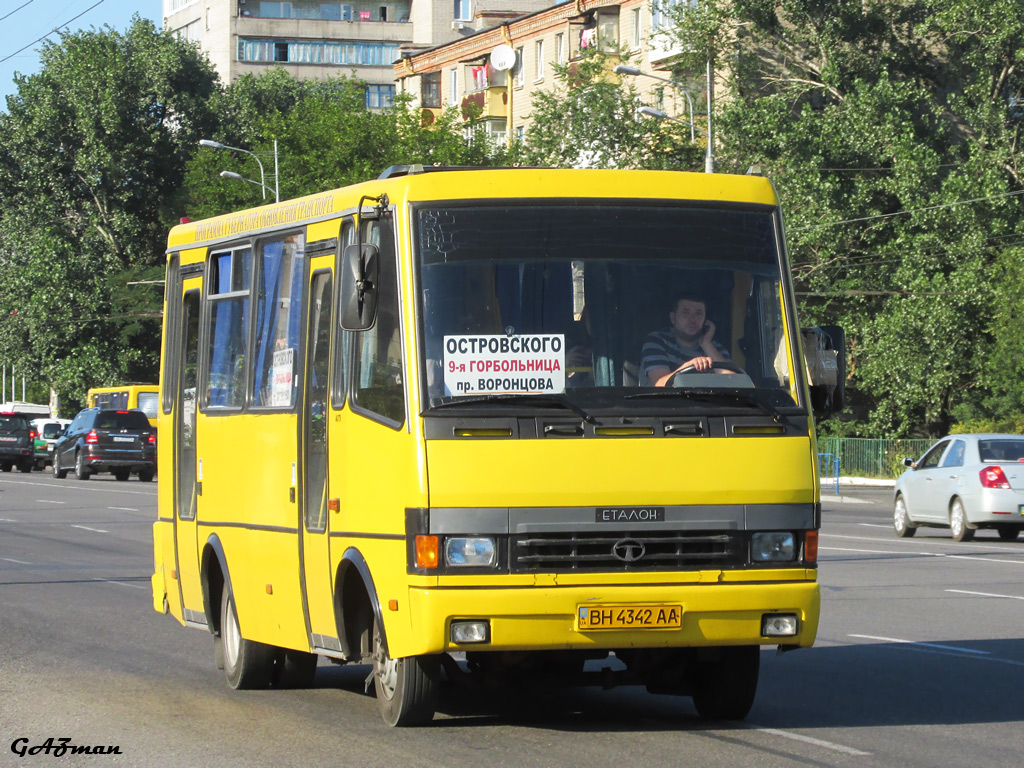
left=751, top=532, right=796, bottom=562
left=444, top=537, right=496, bottom=567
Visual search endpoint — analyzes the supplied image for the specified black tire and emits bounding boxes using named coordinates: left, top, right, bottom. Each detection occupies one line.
left=53, top=453, right=68, bottom=479
left=0, top=463, right=11, bottom=472
left=691, top=646, right=760, bottom=721
left=18, top=459, right=33, bottom=473
left=372, top=618, right=439, bottom=727
left=950, top=498, right=974, bottom=542
left=220, top=583, right=275, bottom=690
left=997, top=526, right=1021, bottom=542
left=138, top=469, right=155, bottom=482
left=272, top=649, right=318, bottom=688
left=113, top=468, right=131, bottom=482
left=894, top=495, right=916, bottom=538
left=74, top=451, right=91, bottom=481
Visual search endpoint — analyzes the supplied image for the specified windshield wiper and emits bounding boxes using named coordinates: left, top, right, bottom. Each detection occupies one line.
left=625, top=389, right=783, bottom=421
left=428, top=393, right=597, bottom=424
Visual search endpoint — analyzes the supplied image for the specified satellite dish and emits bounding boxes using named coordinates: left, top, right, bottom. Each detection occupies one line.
left=490, top=44, right=516, bottom=72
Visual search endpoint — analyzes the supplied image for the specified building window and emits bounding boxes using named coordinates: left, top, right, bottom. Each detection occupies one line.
left=454, top=0, right=471, bottom=22
left=631, top=7, right=642, bottom=49
left=366, top=84, right=395, bottom=108
left=238, top=39, right=402, bottom=65
left=259, top=1, right=292, bottom=17
left=514, top=46, right=524, bottom=87
left=449, top=68, right=459, bottom=106
left=555, top=33, right=565, bottom=66
left=422, top=71, right=441, bottom=108
left=652, top=0, right=693, bottom=31
left=534, top=40, right=544, bottom=81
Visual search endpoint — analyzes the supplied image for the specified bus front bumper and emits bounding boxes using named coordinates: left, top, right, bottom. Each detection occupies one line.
left=401, top=576, right=820, bottom=657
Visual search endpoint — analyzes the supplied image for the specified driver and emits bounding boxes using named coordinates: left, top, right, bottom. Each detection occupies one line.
left=641, top=294, right=730, bottom=387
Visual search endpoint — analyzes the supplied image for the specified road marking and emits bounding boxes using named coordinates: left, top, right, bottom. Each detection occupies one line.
left=35, top=499, right=66, bottom=504
left=0, top=518, right=15, bottom=522
left=0, top=477, right=156, bottom=496
left=849, top=634, right=990, bottom=655
left=92, top=577, right=146, bottom=590
left=746, top=725, right=870, bottom=756
left=109, top=507, right=139, bottom=512
left=822, top=545, right=1024, bottom=565
left=71, top=525, right=108, bottom=534
left=821, top=546, right=929, bottom=556
left=2, top=558, right=32, bottom=565
left=858, top=523, right=890, bottom=528
left=947, top=589, right=1024, bottom=601
left=828, top=532, right=1024, bottom=555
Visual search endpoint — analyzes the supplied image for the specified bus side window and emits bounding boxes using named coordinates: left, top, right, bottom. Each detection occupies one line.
left=331, top=220, right=356, bottom=409
left=351, top=219, right=404, bottom=427
left=252, top=233, right=306, bottom=408
left=205, top=247, right=252, bottom=409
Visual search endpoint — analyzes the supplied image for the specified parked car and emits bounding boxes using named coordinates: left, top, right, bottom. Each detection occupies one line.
left=52, top=408, right=156, bottom=482
left=0, top=412, right=36, bottom=473
left=31, top=418, right=71, bottom=469
left=894, top=434, right=1024, bottom=542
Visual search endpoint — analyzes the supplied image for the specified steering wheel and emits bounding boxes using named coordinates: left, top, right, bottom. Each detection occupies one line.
left=676, top=360, right=747, bottom=375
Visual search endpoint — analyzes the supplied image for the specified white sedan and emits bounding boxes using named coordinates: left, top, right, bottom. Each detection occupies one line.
left=893, top=433, right=1024, bottom=542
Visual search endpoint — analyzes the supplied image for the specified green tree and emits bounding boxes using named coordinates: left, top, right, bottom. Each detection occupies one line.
left=0, top=17, right=219, bottom=407
left=659, top=0, right=1024, bottom=437
left=183, top=70, right=497, bottom=220
left=519, top=49, right=704, bottom=170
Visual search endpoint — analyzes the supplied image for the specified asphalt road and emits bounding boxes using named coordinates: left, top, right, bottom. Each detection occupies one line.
left=2, top=475, right=1023, bottom=767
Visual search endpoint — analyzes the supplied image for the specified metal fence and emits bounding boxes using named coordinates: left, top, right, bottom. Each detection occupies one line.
left=817, top=437, right=934, bottom=480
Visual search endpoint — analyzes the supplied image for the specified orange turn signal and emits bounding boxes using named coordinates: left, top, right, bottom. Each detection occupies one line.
left=804, top=531, right=818, bottom=565
left=415, top=535, right=439, bottom=569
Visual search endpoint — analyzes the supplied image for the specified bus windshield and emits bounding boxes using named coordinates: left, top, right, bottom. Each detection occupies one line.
left=416, top=203, right=798, bottom=412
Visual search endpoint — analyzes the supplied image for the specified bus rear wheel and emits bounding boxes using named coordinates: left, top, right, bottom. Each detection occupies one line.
left=371, top=618, right=438, bottom=727
left=220, top=583, right=275, bottom=689
left=691, top=646, right=760, bottom=721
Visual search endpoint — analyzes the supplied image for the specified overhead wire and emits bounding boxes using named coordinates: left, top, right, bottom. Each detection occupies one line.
left=0, top=0, right=106, bottom=64
left=0, top=0, right=35, bottom=23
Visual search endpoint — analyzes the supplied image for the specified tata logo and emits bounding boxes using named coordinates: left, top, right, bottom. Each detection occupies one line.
left=612, top=538, right=646, bottom=562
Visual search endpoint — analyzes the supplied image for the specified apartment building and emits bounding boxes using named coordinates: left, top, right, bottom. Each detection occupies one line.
left=393, top=0, right=699, bottom=144
left=162, top=1, right=549, bottom=108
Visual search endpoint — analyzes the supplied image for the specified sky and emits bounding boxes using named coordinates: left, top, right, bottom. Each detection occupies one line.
left=0, top=0, right=159, bottom=104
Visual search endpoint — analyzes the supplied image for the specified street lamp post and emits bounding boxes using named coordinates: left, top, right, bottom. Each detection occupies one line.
left=199, top=139, right=280, bottom=202
left=614, top=63, right=714, bottom=173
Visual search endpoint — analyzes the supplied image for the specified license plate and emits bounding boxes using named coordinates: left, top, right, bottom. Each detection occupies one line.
left=0, top=436, right=16, bottom=442
left=1019, top=505, right=1024, bottom=516
left=113, top=436, right=135, bottom=443
left=577, top=604, right=682, bottom=630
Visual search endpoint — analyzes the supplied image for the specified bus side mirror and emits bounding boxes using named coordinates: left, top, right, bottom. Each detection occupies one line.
left=340, top=243, right=379, bottom=331
left=803, top=325, right=846, bottom=419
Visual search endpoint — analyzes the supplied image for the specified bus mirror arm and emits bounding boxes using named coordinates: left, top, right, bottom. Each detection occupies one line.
left=341, top=243, right=380, bottom=331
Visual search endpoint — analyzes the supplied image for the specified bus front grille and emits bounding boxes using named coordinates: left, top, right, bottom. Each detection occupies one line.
left=510, top=530, right=743, bottom=572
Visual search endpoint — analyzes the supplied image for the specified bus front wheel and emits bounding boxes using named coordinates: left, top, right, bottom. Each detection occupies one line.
left=220, top=583, right=275, bottom=690
left=371, top=619, right=439, bottom=727
left=691, top=646, right=760, bottom=721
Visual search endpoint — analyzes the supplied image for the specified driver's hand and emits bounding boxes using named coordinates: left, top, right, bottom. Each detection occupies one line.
left=680, top=356, right=713, bottom=373
left=699, top=320, right=716, bottom=350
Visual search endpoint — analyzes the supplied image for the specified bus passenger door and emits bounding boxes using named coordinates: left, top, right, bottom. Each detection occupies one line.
left=174, top=284, right=205, bottom=625
left=300, top=268, right=337, bottom=648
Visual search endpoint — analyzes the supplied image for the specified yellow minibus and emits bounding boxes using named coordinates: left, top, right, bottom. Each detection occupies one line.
left=152, top=167, right=842, bottom=726
left=87, top=384, right=159, bottom=428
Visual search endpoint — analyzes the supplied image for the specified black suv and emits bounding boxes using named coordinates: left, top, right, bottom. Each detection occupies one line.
left=0, top=412, right=35, bottom=473
left=53, top=408, right=156, bottom=482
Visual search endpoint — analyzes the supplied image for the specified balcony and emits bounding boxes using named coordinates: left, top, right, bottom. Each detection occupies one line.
left=460, top=87, right=507, bottom=120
